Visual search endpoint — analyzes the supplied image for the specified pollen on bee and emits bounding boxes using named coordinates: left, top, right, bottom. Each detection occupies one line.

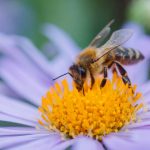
left=38, top=73, right=143, bottom=140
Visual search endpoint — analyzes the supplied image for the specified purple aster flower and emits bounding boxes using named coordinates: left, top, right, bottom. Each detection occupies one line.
left=0, top=22, right=150, bottom=150
left=0, top=74, right=150, bottom=150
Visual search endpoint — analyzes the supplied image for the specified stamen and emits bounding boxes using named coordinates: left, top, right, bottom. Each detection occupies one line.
left=38, top=74, right=143, bottom=140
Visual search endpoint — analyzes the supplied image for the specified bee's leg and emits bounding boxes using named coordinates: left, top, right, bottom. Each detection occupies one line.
left=82, top=87, right=85, bottom=95
left=114, top=61, right=131, bottom=86
left=111, top=63, right=118, bottom=74
left=89, top=69, right=95, bottom=89
left=100, top=66, right=108, bottom=88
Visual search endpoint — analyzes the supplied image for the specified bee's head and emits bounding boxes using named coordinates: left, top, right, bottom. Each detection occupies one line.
left=69, top=64, right=87, bottom=91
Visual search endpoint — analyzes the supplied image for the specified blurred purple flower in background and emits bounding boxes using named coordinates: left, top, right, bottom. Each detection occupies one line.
left=0, top=22, right=150, bottom=149
left=0, top=0, right=35, bottom=34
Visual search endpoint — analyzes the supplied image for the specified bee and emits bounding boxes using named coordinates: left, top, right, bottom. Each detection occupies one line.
left=53, top=20, right=144, bottom=92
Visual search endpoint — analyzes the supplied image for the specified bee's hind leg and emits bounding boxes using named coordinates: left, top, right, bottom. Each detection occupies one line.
left=100, top=66, right=108, bottom=88
left=82, top=87, right=85, bottom=95
left=114, top=61, right=131, bottom=86
left=89, top=69, right=95, bottom=89
left=111, top=63, right=118, bottom=75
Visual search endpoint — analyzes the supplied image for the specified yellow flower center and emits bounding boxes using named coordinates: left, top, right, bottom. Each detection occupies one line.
left=38, top=74, right=143, bottom=140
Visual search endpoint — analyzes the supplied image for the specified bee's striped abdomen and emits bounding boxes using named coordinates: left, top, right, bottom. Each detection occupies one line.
left=113, top=46, right=144, bottom=65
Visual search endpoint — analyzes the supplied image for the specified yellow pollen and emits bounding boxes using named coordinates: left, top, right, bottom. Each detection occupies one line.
left=38, top=74, right=143, bottom=140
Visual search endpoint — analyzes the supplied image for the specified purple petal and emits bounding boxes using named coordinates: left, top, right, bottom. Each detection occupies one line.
left=144, top=92, right=150, bottom=104
left=0, top=58, right=47, bottom=105
left=52, top=139, right=75, bottom=150
left=0, top=34, right=53, bottom=90
left=13, top=36, right=54, bottom=77
left=43, top=55, right=72, bottom=77
left=139, top=81, right=150, bottom=96
left=72, top=136, right=105, bottom=150
left=0, top=127, right=49, bottom=136
left=0, top=33, right=53, bottom=79
left=124, top=60, right=149, bottom=86
left=9, top=135, right=61, bottom=150
left=0, top=134, right=47, bottom=149
left=139, top=112, right=150, bottom=120
left=0, top=131, right=60, bottom=150
left=43, top=24, right=81, bottom=81
left=123, top=22, right=150, bottom=58
left=43, top=25, right=81, bottom=85
left=43, top=24, right=80, bottom=61
left=0, top=113, right=36, bottom=127
left=123, top=22, right=144, bottom=35
left=103, top=129, right=150, bottom=150
left=0, top=95, right=38, bottom=126
left=126, top=120, right=150, bottom=130
left=124, top=91, right=150, bottom=129
left=0, top=55, right=51, bottom=90
left=0, top=82, right=18, bottom=98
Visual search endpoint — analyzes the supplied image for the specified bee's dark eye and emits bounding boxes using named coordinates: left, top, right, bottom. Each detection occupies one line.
left=78, top=67, right=86, bottom=78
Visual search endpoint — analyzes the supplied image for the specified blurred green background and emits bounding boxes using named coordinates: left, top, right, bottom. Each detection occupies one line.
left=0, top=0, right=150, bottom=48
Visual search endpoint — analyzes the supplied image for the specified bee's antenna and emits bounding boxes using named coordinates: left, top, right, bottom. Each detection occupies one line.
left=53, top=72, right=73, bottom=80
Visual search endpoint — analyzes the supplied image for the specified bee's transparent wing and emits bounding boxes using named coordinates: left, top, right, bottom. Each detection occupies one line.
left=103, top=29, right=133, bottom=47
left=89, top=19, right=114, bottom=47
left=93, top=29, right=133, bottom=63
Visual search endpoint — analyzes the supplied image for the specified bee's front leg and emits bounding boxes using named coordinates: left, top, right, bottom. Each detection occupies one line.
left=114, top=61, right=131, bottom=86
left=100, top=66, right=108, bottom=88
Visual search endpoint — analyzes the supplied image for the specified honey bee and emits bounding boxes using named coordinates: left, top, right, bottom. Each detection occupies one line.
left=53, top=20, right=144, bottom=92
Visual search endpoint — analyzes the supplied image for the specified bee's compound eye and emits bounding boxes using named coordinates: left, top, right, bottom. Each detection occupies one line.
left=79, top=67, right=86, bottom=78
